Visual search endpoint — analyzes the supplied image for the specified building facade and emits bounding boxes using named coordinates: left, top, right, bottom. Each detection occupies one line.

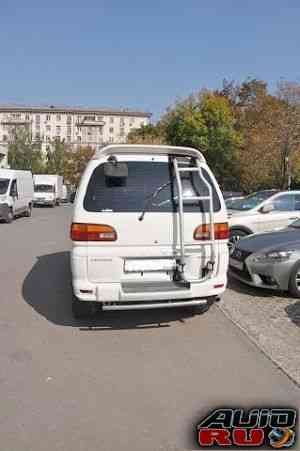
left=0, top=105, right=151, bottom=168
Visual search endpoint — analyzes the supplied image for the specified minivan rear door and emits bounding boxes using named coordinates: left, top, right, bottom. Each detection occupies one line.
left=81, top=155, right=224, bottom=282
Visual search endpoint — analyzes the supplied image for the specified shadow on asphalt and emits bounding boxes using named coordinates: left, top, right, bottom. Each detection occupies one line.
left=22, top=251, right=202, bottom=329
left=285, top=301, right=300, bottom=327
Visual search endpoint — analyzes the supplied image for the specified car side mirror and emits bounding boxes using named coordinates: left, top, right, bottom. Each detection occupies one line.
left=260, top=203, right=274, bottom=214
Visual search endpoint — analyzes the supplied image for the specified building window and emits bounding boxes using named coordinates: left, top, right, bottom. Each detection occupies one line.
left=46, top=125, right=51, bottom=131
left=109, top=127, right=114, bottom=133
left=46, top=136, right=51, bottom=142
left=67, top=136, right=71, bottom=143
left=130, top=117, right=135, bottom=125
left=35, top=133, right=40, bottom=140
left=109, top=136, right=114, bottom=143
left=2, top=135, right=7, bottom=142
left=67, top=127, right=72, bottom=135
left=25, top=114, right=30, bottom=121
left=35, top=115, right=40, bottom=122
left=120, top=118, right=125, bottom=126
left=97, top=116, right=103, bottom=121
left=110, top=117, right=114, bottom=124
left=36, top=124, right=40, bottom=130
left=56, top=126, right=61, bottom=134
left=120, top=127, right=125, bottom=136
left=99, top=128, right=103, bottom=135
left=46, top=115, right=51, bottom=121
left=77, top=136, right=81, bottom=143
left=67, top=115, right=72, bottom=123
left=56, top=115, right=61, bottom=121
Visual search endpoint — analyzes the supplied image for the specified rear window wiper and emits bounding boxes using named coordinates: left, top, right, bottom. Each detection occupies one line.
left=138, top=181, right=171, bottom=221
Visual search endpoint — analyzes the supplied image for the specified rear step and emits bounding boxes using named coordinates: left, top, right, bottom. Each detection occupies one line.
left=122, top=281, right=190, bottom=294
left=102, top=299, right=207, bottom=311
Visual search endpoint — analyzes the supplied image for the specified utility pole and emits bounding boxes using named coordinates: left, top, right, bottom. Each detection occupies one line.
left=286, top=156, right=291, bottom=190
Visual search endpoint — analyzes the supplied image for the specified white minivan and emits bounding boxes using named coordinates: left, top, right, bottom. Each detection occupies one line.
left=0, top=169, right=34, bottom=223
left=70, top=145, right=229, bottom=317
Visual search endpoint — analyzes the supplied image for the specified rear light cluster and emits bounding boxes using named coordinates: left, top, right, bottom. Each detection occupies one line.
left=71, top=223, right=117, bottom=241
left=194, top=223, right=229, bottom=240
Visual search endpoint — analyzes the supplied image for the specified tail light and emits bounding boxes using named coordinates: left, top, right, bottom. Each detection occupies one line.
left=194, top=223, right=229, bottom=240
left=71, top=223, right=117, bottom=241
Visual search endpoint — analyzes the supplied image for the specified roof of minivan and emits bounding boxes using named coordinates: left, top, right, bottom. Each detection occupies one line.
left=93, top=144, right=206, bottom=162
left=0, top=169, right=32, bottom=178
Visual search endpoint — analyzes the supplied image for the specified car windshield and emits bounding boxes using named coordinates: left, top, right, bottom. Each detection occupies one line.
left=0, top=178, right=9, bottom=194
left=84, top=159, right=221, bottom=213
left=35, top=184, right=54, bottom=193
left=228, top=191, right=277, bottom=211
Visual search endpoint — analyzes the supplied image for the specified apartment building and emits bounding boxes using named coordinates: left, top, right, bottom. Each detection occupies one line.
left=0, top=105, right=151, bottom=167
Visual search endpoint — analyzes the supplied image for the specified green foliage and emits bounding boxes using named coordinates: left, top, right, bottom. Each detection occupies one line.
left=8, top=128, right=45, bottom=173
left=46, top=139, right=66, bottom=174
left=162, top=93, right=241, bottom=188
left=163, top=97, right=208, bottom=150
left=64, top=146, right=95, bottom=186
left=127, top=124, right=165, bottom=144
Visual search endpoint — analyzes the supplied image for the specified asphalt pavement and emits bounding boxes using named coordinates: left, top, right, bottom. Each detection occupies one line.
left=0, top=205, right=299, bottom=451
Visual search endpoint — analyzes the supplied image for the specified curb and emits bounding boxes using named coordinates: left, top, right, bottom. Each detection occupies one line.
left=217, top=303, right=300, bottom=389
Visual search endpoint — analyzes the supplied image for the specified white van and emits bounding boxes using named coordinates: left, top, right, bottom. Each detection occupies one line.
left=70, top=145, right=229, bottom=317
left=33, top=174, right=63, bottom=207
left=0, top=169, right=34, bottom=223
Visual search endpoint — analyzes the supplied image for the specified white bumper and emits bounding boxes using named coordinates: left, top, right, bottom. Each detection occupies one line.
left=71, top=246, right=228, bottom=304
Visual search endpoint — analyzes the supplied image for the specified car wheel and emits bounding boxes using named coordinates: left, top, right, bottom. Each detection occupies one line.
left=288, top=261, right=300, bottom=298
left=24, top=204, right=32, bottom=217
left=229, top=229, right=249, bottom=254
left=5, top=208, right=14, bottom=224
left=72, top=295, right=97, bottom=318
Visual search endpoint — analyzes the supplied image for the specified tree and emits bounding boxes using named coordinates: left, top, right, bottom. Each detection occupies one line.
left=127, top=124, right=165, bottom=144
left=227, top=78, right=300, bottom=191
left=275, top=81, right=300, bottom=189
left=8, top=128, right=45, bottom=173
left=162, top=92, right=241, bottom=189
left=46, top=139, right=67, bottom=175
left=64, top=146, right=95, bottom=186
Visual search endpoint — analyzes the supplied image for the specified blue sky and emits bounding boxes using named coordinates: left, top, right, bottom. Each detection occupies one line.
left=0, top=0, right=300, bottom=119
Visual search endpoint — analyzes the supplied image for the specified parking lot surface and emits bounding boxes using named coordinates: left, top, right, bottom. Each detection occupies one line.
left=0, top=206, right=299, bottom=451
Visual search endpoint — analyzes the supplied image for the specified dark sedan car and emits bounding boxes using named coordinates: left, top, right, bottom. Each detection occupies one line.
left=229, top=219, right=300, bottom=297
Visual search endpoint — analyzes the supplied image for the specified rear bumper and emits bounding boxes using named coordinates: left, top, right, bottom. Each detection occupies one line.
left=101, top=299, right=208, bottom=311
left=34, top=200, right=54, bottom=205
left=71, top=259, right=227, bottom=305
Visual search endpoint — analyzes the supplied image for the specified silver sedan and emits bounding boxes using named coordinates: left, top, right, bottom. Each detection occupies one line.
left=229, top=219, right=300, bottom=297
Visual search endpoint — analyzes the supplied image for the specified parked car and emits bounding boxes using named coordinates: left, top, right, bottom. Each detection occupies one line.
left=70, top=144, right=229, bottom=317
left=225, top=196, right=244, bottom=209
left=228, top=190, right=300, bottom=252
left=33, top=174, right=63, bottom=207
left=223, top=191, right=244, bottom=200
left=0, top=169, right=34, bottom=223
left=229, top=218, right=300, bottom=297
